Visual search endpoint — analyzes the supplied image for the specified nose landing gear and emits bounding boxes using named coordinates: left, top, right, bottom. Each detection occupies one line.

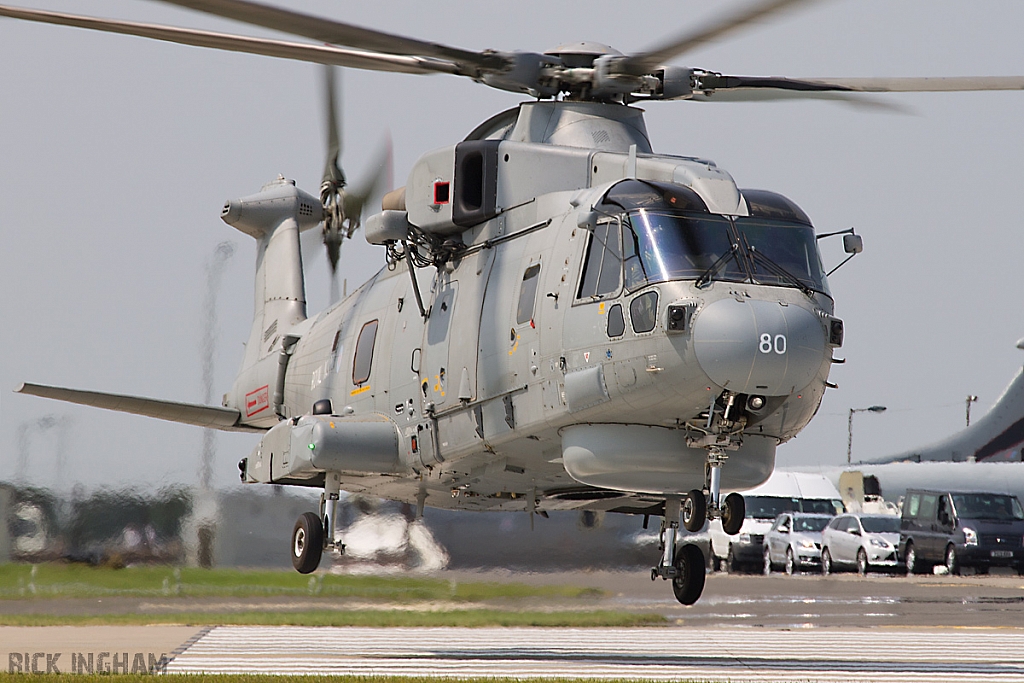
left=682, top=446, right=746, bottom=535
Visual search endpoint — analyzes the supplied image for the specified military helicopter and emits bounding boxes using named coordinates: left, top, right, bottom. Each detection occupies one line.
left=8, top=0, right=1024, bottom=605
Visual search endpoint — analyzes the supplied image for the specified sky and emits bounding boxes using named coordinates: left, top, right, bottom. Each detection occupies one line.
left=1, top=0, right=1022, bottom=494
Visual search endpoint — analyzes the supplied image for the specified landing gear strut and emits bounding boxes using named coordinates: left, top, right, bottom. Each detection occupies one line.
left=291, top=472, right=345, bottom=573
left=703, top=446, right=745, bottom=535
left=651, top=496, right=706, bottom=605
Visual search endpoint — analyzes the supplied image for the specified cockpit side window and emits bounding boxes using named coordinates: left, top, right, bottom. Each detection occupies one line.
left=576, top=220, right=622, bottom=300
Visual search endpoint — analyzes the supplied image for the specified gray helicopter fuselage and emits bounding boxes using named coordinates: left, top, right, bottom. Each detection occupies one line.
left=232, top=102, right=840, bottom=515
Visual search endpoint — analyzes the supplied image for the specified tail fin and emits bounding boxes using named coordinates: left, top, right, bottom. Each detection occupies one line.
left=867, top=356, right=1024, bottom=464
left=220, top=176, right=322, bottom=427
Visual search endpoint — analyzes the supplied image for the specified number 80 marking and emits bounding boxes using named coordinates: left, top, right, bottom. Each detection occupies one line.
left=759, top=333, right=787, bottom=355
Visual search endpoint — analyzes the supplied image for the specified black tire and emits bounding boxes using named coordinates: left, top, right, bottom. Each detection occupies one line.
left=726, top=545, right=740, bottom=574
left=1017, top=564, right=1024, bottom=577
left=292, top=512, right=324, bottom=574
left=821, top=547, right=833, bottom=576
left=708, top=543, right=722, bottom=573
left=857, top=548, right=869, bottom=576
left=763, top=546, right=773, bottom=575
left=682, top=489, right=707, bottom=532
left=905, top=541, right=920, bottom=576
left=785, top=547, right=796, bottom=575
left=945, top=544, right=960, bottom=576
left=721, top=493, right=745, bottom=536
left=672, top=543, right=706, bottom=605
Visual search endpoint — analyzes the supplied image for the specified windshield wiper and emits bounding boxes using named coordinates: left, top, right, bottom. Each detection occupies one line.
left=742, top=236, right=814, bottom=296
left=695, top=243, right=740, bottom=288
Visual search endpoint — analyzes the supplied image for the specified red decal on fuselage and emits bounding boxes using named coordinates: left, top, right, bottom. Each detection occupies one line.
left=245, top=385, right=270, bottom=417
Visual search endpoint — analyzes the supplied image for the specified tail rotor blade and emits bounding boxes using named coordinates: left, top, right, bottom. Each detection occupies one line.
left=342, top=133, right=394, bottom=237
left=321, top=65, right=345, bottom=187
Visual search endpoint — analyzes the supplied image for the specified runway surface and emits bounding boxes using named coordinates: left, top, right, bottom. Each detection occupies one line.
left=162, top=625, right=1024, bottom=682
left=4, top=571, right=1023, bottom=680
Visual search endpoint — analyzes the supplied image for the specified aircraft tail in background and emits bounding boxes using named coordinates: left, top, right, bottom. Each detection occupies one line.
left=864, top=339, right=1024, bottom=465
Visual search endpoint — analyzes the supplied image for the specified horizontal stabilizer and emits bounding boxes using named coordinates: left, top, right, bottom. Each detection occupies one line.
left=15, top=382, right=264, bottom=433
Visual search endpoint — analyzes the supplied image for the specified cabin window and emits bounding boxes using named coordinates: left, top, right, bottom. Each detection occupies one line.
left=352, top=319, right=379, bottom=386
left=331, top=327, right=344, bottom=373
left=630, top=291, right=658, bottom=333
left=516, top=264, right=541, bottom=325
left=577, top=220, right=622, bottom=299
left=606, top=303, right=625, bottom=337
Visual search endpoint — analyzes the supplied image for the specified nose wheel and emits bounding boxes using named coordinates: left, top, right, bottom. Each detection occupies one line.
left=682, top=489, right=706, bottom=532
left=695, top=446, right=745, bottom=535
left=720, top=492, right=745, bottom=534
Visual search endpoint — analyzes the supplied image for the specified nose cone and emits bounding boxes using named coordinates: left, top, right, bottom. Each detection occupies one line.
left=692, top=298, right=826, bottom=395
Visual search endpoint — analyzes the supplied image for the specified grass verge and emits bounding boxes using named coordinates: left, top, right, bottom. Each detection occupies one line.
left=0, top=564, right=603, bottom=603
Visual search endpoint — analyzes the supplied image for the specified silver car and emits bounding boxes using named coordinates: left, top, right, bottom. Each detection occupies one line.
left=821, top=513, right=901, bottom=575
left=763, top=513, right=833, bottom=575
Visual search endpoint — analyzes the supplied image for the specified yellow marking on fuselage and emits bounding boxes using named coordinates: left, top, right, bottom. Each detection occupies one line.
left=350, top=385, right=371, bottom=396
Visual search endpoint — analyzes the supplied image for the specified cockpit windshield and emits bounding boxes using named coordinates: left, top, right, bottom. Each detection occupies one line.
left=596, top=180, right=831, bottom=296
left=622, top=211, right=746, bottom=290
left=735, top=217, right=829, bottom=294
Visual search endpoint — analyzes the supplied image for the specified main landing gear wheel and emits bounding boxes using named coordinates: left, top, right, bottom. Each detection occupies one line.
left=682, top=489, right=706, bottom=532
left=721, top=492, right=745, bottom=535
left=292, top=511, right=324, bottom=574
left=672, top=543, right=706, bottom=606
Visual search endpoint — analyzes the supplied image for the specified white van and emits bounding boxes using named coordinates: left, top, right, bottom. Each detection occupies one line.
left=708, top=471, right=844, bottom=572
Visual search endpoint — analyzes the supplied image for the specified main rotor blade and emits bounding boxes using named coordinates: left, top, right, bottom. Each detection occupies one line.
left=0, top=4, right=456, bottom=74
left=796, top=76, right=1024, bottom=92
left=15, top=382, right=261, bottom=433
left=690, top=89, right=905, bottom=112
left=695, top=74, right=1024, bottom=98
left=155, top=0, right=509, bottom=76
left=618, top=0, right=816, bottom=76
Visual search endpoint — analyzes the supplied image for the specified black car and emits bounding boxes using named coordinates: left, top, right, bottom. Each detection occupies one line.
left=899, top=489, right=1024, bottom=575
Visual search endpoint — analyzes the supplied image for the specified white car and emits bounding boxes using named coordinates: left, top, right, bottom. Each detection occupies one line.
left=821, top=513, right=901, bottom=575
left=763, top=512, right=833, bottom=575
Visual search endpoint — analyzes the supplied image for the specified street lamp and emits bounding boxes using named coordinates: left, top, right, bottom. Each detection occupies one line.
left=966, top=395, right=978, bottom=427
left=847, top=405, right=887, bottom=464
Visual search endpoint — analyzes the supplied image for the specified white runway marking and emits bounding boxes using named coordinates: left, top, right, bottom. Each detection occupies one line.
left=161, top=625, right=1024, bottom=682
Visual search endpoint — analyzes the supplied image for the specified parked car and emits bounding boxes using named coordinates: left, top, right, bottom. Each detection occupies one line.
left=763, top=512, right=833, bottom=575
left=821, top=513, right=901, bottom=575
left=710, top=471, right=843, bottom=573
left=899, top=489, right=1024, bottom=575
